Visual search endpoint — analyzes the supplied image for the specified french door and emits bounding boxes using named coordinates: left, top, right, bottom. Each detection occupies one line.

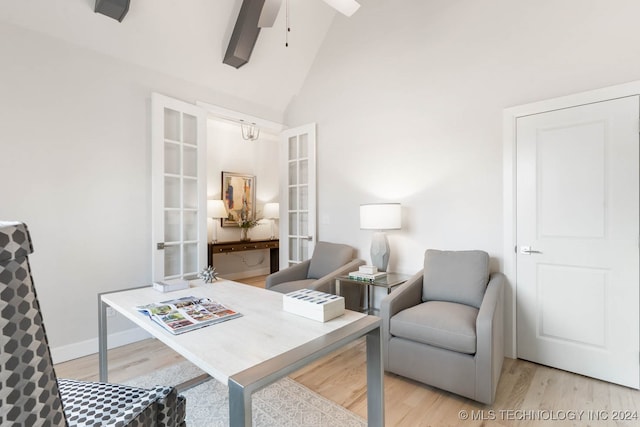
left=279, top=124, right=317, bottom=267
left=151, top=93, right=207, bottom=281
left=516, top=96, right=639, bottom=388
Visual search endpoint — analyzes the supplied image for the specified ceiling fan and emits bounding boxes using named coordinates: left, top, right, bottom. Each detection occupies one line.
left=259, top=0, right=361, bottom=27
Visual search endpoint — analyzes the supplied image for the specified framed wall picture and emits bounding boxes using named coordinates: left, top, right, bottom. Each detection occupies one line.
left=221, top=171, right=256, bottom=227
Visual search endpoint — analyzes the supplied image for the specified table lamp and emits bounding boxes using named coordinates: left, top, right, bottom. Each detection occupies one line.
left=208, top=200, right=228, bottom=243
left=360, top=203, right=402, bottom=272
left=263, top=202, right=280, bottom=240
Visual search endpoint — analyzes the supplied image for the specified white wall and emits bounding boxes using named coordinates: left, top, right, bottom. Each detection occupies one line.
left=285, top=0, right=640, bottom=355
left=0, top=22, right=281, bottom=362
left=206, top=119, right=280, bottom=279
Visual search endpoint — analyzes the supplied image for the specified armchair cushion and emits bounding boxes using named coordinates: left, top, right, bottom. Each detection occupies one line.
left=268, top=278, right=316, bottom=294
left=59, top=380, right=184, bottom=426
left=390, top=301, right=478, bottom=354
left=422, top=249, right=489, bottom=309
left=265, top=260, right=310, bottom=290
left=307, top=242, right=354, bottom=279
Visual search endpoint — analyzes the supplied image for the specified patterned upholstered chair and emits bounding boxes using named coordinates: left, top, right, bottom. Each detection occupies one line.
left=0, top=221, right=186, bottom=426
left=381, top=249, right=504, bottom=404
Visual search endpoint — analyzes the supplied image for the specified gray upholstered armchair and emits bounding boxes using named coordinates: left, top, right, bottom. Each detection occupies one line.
left=265, top=241, right=364, bottom=297
left=0, top=222, right=186, bottom=426
left=381, top=249, right=504, bottom=404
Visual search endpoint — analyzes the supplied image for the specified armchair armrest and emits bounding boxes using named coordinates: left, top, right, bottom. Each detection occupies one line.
left=475, top=272, right=505, bottom=404
left=309, top=258, right=365, bottom=294
left=380, top=269, right=424, bottom=319
left=265, top=260, right=311, bottom=290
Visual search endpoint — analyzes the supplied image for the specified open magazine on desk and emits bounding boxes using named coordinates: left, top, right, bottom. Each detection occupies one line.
left=136, top=296, right=242, bottom=335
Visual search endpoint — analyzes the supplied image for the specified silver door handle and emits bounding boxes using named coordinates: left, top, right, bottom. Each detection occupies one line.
left=520, top=246, right=542, bottom=255
left=301, top=236, right=313, bottom=241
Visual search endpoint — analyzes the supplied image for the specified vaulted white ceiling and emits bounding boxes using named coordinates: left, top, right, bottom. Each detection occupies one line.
left=0, top=0, right=338, bottom=118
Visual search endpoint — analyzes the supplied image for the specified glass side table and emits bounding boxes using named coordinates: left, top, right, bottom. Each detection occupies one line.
left=335, top=272, right=412, bottom=314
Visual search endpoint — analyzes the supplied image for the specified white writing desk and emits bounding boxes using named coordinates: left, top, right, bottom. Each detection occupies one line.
left=98, top=280, right=384, bottom=426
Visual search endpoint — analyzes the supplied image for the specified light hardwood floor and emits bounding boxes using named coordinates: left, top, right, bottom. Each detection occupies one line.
left=55, top=276, right=640, bottom=426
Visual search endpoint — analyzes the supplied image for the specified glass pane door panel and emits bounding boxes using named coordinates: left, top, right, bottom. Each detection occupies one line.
left=165, top=177, right=180, bottom=208
left=288, top=162, right=297, bottom=185
left=289, top=213, right=298, bottom=235
left=164, top=143, right=180, bottom=175
left=288, top=136, right=297, bottom=159
left=183, top=211, right=198, bottom=241
left=164, top=211, right=180, bottom=242
left=164, top=244, right=180, bottom=276
left=300, top=212, right=309, bottom=236
left=301, top=239, right=309, bottom=260
left=289, top=238, right=299, bottom=261
left=183, top=146, right=197, bottom=177
left=288, top=187, right=298, bottom=210
left=183, top=179, right=198, bottom=209
left=299, top=185, right=308, bottom=210
left=183, top=113, right=197, bottom=145
left=299, top=160, right=308, bottom=184
left=164, top=108, right=180, bottom=141
left=299, top=134, right=308, bottom=157
left=183, top=243, right=198, bottom=275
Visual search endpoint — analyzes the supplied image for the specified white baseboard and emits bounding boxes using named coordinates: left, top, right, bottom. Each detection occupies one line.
left=50, top=327, right=151, bottom=364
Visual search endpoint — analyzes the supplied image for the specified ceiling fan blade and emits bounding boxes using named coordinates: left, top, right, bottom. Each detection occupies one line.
left=259, top=0, right=282, bottom=28
left=322, top=0, right=361, bottom=17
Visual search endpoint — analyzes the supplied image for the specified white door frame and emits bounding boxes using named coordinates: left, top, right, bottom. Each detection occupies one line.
left=503, top=80, right=640, bottom=358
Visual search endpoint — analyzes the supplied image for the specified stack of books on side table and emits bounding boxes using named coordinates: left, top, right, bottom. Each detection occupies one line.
left=348, top=265, right=387, bottom=282
left=283, top=289, right=345, bottom=322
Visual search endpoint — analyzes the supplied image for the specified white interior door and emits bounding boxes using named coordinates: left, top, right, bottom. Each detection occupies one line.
left=516, top=96, right=639, bottom=388
left=279, top=124, right=317, bottom=268
left=151, top=93, right=207, bottom=281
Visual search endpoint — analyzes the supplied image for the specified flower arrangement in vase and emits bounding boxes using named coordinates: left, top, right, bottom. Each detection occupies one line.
left=238, top=217, right=260, bottom=241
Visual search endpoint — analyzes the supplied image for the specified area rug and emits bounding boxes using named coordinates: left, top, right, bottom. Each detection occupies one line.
left=124, top=361, right=366, bottom=427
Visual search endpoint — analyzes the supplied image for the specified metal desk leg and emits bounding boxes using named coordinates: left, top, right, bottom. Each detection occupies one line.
left=367, top=326, right=385, bottom=427
left=98, top=295, right=109, bottom=382
left=228, top=379, right=252, bottom=427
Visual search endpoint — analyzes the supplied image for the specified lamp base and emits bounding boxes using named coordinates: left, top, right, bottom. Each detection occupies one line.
left=370, top=232, right=390, bottom=272
left=269, top=219, right=276, bottom=240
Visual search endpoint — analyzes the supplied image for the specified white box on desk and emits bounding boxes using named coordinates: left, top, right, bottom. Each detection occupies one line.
left=283, top=289, right=345, bottom=322
left=153, top=279, right=189, bottom=293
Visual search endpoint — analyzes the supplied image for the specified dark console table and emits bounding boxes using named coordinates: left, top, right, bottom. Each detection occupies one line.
left=208, top=239, right=280, bottom=274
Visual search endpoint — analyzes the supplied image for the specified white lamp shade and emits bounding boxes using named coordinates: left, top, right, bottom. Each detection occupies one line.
left=208, top=200, right=228, bottom=219
left=360, top=203, right=401, bottom=230
left=263, top=202, right=280, bottom=219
